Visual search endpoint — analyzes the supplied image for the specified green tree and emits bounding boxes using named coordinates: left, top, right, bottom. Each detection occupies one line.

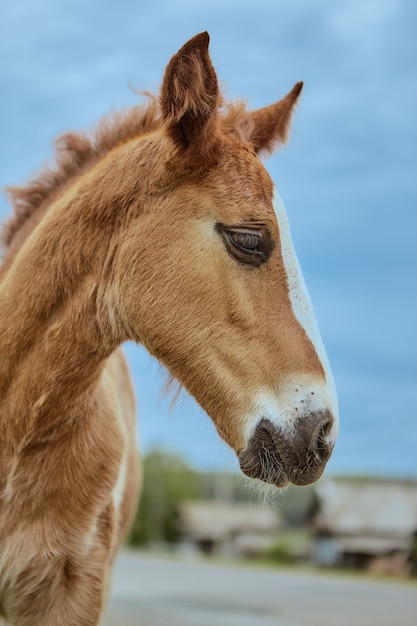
left=128, top=449, right=200, bottom=546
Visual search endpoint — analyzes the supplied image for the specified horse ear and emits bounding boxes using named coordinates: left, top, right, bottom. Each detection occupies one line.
left=246, top=82, right=303, bottom=154
left=160, top=32, right=219, bottom=157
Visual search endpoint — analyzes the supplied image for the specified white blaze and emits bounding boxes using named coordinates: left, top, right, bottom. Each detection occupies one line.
left=242, top=191, right=340, bottom=446
left=272, top=189, right=339, bottom=422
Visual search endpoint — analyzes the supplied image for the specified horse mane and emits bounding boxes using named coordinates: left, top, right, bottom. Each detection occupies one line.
left=1, top=95, right=161, bottom=252
left=1, top=94, right=251, bottom=254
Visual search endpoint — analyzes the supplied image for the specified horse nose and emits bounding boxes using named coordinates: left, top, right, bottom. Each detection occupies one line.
left=238, top=409, right=335, bottom=487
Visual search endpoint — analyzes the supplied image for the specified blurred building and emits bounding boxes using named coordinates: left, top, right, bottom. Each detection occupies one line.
left=179, top=501, right=284, bottom=558
left=311, top=479, right=417, bottom=575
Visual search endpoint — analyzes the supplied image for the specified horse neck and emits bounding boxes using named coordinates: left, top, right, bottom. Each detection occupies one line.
left=0, top=155, right=128, bottom=443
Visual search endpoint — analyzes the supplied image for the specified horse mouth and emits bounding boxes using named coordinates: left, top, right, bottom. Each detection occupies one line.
left=238, top=417, right=333, bottom=488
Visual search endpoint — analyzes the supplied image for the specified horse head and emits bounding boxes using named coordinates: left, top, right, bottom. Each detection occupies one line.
left=113, top=32, right=338, bottom=487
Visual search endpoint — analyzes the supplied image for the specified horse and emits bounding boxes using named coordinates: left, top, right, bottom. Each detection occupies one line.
left=0, top=32, right=338, bottom=626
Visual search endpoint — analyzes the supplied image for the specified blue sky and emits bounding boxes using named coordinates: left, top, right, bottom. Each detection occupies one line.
left=1, top=0, right=416, bottom=478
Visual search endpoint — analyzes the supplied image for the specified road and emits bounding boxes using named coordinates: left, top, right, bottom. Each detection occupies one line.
left=102, top=551, right=417, bottom=626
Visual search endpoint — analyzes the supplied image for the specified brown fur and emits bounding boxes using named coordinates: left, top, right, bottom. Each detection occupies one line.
left=0, top=32, right=315, bottom=625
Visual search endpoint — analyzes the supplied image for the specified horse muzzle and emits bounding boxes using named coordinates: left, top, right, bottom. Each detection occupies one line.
left=238, top=410, right=335, bottom=487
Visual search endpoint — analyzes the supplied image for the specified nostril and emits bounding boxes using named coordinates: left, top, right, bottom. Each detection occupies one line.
left=310, top=414, right=334, bottom=466
left=318, top=417, right=333, bottom=441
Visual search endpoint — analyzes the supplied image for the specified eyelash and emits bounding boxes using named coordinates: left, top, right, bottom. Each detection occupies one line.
left=229, top=231, right=261, bottom=253
left=215, top=223, right=274, bottom=267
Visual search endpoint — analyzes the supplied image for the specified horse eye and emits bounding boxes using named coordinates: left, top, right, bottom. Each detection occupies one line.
left=215, top=223, right=273, bottom=267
